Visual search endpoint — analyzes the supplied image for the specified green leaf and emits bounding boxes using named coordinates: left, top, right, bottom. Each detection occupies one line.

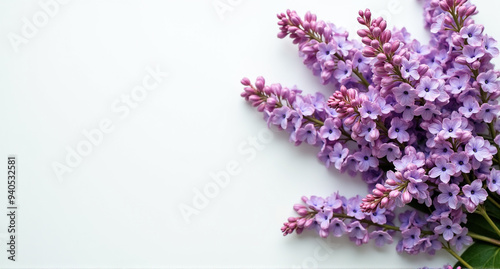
left=466, top=213, right=500, bottom=241
left=455, top=242, right=500, bottom=268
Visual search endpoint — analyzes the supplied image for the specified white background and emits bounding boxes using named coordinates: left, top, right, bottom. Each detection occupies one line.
left=0, top=0, right=499, bottom=268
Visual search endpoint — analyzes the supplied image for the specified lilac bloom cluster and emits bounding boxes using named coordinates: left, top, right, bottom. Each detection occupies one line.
left=241, top=0, right=500, bottom=267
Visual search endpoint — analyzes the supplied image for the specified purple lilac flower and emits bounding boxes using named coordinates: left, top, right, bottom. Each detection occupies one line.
left=441, top=118, right=461, bottom=139
left=370, top=208, right=386, bottom=224
left=270, top=106, right=292, bottom=129
left=359, top=101, right=381, bottom=120
left=402, top=227, right=421, bottom=249
left=315, top=210, right=333, bottom=230
left=488, top=168, right=500, bottom=193
left=401, top=59, right=420, bottom=80
left=437, top=183, right=460, bottom=209
left=447, top=74, right=470, bottom=95
left=435, top=218, right=462, bottom=241
left=293, top=96, right=315, bottom=116
left=352, top=51, right=370, bottom=69
left=430, top=13, right=445, bottom=33
left=450, top=152, right=471, bottom=173
left=463, top=179, right=488, bottom=205
left=334, top=36, right=353, bottom=57
left=450, top=228, right=473, bottom=252
left=414, top=103, right=440, bottom=121
left=388, top=117, right=410, bottom=143
left=483, top=35, right=500, bottom=57
left=319, top=118, right=341, bottom=141
left=353, top=147, right=378, bottom=172
left=329, top=143, right=349, bottom=170
left=329, top=218, right=347, bottom=237
left=306, top=196, right=325, bottom=211
left=325, top=194, right=342, bottom=210
left=477, top=103, right=500, bottom=123
left=458, top=96, right=480, bottom=118
left=477, top=71, right=498, bottom=93
left=416, top=77, right=440, bottom=101
left=316, top=42, right=337, bottom=62
left=359, top=120, right=379, bottom=144
left=370, top=230, right=393, bottom=247
left=346, top=196, right=366, bottom=220
left=394, top=104, right=417, bottom=122
left=429, top=156, right=456, bottom=183
left=393, top=84, right=417, bottom=106
left=460, top=24, right=484, bottom=46
left=376, top=97, right=393, bottom=115
left=377, top=143, right=401, bottom=162
left=296, top=123, right=317, bottom=145
left=462, top=45, right=485, bottom=63
left=333, top=60, right=353, bottom=83
left=465, top=136, right=492, bottom=162
left=348, top=221, right=367, bottom=240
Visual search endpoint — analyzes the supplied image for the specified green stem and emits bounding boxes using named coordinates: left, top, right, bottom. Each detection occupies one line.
left=488, top=196, right=500, bottom=209
left=444, top=245, right=473, bottom=269
left=477, top=206, right=500, bottom=238
left=468, top=232, right=500, bottom=247
left=352, top=68, right=370, bottom=88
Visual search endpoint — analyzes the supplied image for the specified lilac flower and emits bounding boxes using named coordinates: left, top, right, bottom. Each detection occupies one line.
left=270, top=106, right=292, bottom=129
left=352, top=51, right=370, bottom=69
left=359, top=120, right=379, bottom=144
left=429, top=156, right=456, bottom=183
left=441, top=118, right=461, bottom=139
left=458, top=96, right=480, bottom=118
left=393, top=84, right=417, bottom=106
left=462, top=45, right=485, bottom=63
left=377, top=143, right=401, bottom=162
left=416, top=77, right=440, bottom=101
left=430, top=13, right=445, bottom=33
left=370, top=230, right=393, bottom=247
left=388, top=117, right=410, bottom=143
left=476, top=103, right=500, bottom=123
left=296, top=123, right=317, bottom=145
left=319, top=118, right=341, bottom=141
left=477, top=71, right=499, bottom=93
left=437, top=183, right=460, bottom=209
left=306, top=196, right=325, bottom=211
left=450, top=228, right=473, bottom=252
left=414, top=103, right=440, bottom=120
left=399, top=210, right=416, bottom=231
left=488, top=168, right=500, bottom=193
left=346, top=196, right=366, bottom=220
left=460, top=24, right=484, bottom=46
left=483, top=35, right=500, bottom=57
left=370, top=208, right=386, bottom=224
left=394, top=104, right=417, bottom=121
left=334, top=36, right=353, bottom=57
left=325, top=194, right=342, bottom=210
left=401, top=59, right=420, bottom=80
left=347, top=221, right=367, bottom=240
left=463, top=179, right=488, bottom=205
left=333, top=60, right=352, bottom=83
left=434, top=218, right=462, bottom=241
left=316, top=42, right=337, bottom=62
left=353, top=147, right=378, bottom=172
left=465, top=136, right=492, bottom=162
left=359, top=101, right=381, bottom=120
left=447, top=74, right=470, bottom=95
left=293, top=96, right=315, bottom=116
left=329, top=218, right=347, bottom=237
left=315, top=210, right=333, bottom=230
left=329, top=143, right=349, bottom=170
left=402, top=227, right=421, bottom=248
left=450, top=152, right=471, bottom=173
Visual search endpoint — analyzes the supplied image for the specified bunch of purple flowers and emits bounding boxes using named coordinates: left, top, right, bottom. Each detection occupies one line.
left=240, top=0, right=500, bottom=268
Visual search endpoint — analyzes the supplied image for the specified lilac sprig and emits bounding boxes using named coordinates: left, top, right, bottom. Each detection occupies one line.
left=277, top=10, right=371, bottom=88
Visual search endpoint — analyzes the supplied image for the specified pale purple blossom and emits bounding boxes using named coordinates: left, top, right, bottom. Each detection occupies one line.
left=434, top=218, right=462, bottom=241
left=319, top=118, right=341, bottom=141
left=388, top=117, right=410, bottom=143
left=429, top=156, right=456, bottom=183
left=401, top=59, right=420, bottom=80
left=462, top=45, right=485, bottom=63
left=393, top=84, right=417, bottom=106
left=463, top=179, right=488, bottom=205
left=460, top=24, right=484, bottom=46
left=437, top=183, right=460, bottom=209
left=416, top=77, right=440, bottom=101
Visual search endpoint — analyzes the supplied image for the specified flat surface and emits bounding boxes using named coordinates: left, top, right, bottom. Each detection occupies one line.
left=0, top=0, right=499, bottom=268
